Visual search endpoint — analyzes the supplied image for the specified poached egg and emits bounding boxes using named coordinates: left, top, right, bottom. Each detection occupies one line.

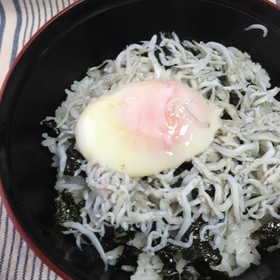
left=75, top=79, right=220, bottom=177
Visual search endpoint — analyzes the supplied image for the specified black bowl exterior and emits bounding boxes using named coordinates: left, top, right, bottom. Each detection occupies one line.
left=1, top=0, right=280, bottom=279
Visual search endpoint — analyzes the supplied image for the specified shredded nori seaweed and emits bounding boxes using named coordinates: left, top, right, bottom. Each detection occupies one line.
left=114, top=230, right=142, bottom=268
left=229, top=91, right=240, bottom=107
left=161, top=269, right=180, bottom=280
left=158, top=245, right=180, bottom=280
left=64, top=142, right=85, bottom=176
left=251, top=217, right=280, bottom=250
left=54, top=190, right=83, bottom=225
left=180, top=217, right=226, bottom=279
left=154, top=31, right=178, bottom=70
left=191, top=188, right=199, bottom=200
left=173, top=161, right=193, bottom=176
left=205, top=185, right=215, bottom=198
left=170, top=177, right=184, bottom=189
left=158, top=245, right=177, bottom=266
left=53, top=209, right=226, bottom=279
left=221, top=111, right=232, bottom=120
left=82, top=245, right=100, bottom=263
left=115, top=245, right=142, bottom=269
left=101, top=225, right=138, bottom=252
left=51, top=190, right=84, bottom=253
left=41, top=119, right=60, bottom=137
left=156, top=217, right=226, bottom=280
left=114, top=226, right=138, bottom=244
left=180, top=269, right=203, bottom=280
left=218, top=75, right=228, bottom=86
left=182, top=217, right=222, bottom=262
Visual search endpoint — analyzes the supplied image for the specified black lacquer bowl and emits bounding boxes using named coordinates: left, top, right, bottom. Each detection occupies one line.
left=1, top=0, right=280, bottom=279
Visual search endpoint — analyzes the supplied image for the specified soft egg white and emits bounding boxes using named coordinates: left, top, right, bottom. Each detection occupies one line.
left=75, top=79, right=221, bottom=177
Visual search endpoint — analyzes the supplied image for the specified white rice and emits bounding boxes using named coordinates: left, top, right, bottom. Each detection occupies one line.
left=42, top=32, right=280, bottom=279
